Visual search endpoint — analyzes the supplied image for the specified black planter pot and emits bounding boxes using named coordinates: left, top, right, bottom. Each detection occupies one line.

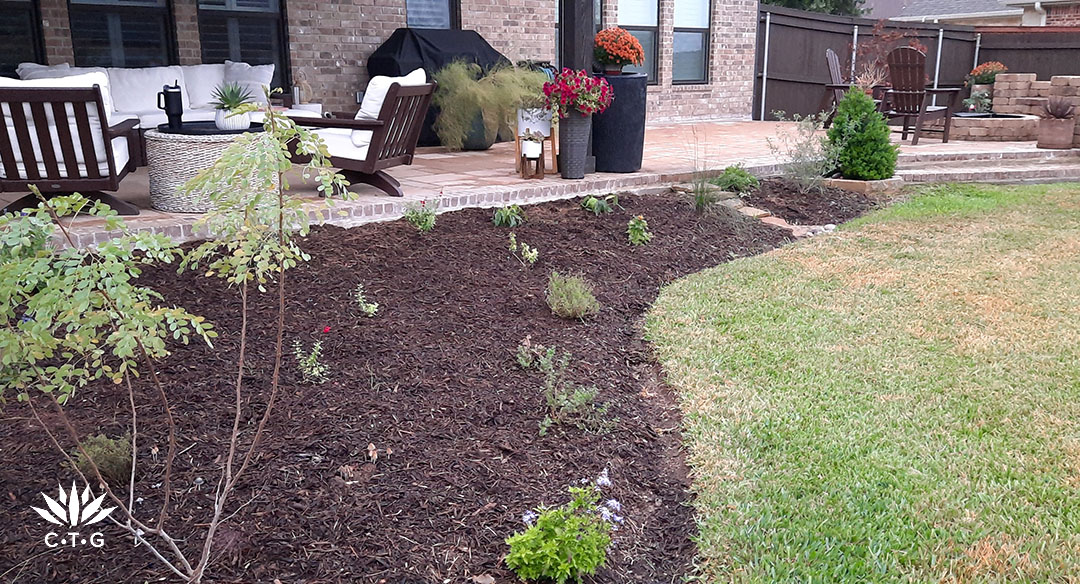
left=461, top=111, right=495, bottom=151
left=559, top=110, right=592, bottom=179
left=593, top=72, right=647, bottom=173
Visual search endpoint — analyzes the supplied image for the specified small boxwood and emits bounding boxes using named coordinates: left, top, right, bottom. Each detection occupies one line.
left=827, top=89, right=899, bottom=181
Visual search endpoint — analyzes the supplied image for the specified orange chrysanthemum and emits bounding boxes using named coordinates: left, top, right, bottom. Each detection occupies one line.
left=593, top=27, right=645, bottom=67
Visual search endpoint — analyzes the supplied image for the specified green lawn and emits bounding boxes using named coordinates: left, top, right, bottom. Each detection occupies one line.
left=647, top=184, right=1080, bottom=583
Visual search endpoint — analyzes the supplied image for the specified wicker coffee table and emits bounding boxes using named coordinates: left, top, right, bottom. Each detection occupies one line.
left=144, top=122, right=264, bottom=213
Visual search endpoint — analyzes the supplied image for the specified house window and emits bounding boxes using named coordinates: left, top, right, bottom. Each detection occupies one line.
left=673, top=0, right=710, bottom=83
left=0, top=0, right=45, bottom=78
left=617, top=0, right=658, bottom=83
left=406, top=0, right=460, bottom=29
left=69, top=0, right=174, bottom=68
left=555, top=0, right=603, bottom=68
left=198, top=0, right=288, bottom=87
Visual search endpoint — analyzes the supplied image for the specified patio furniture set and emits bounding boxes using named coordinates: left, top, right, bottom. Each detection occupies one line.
left=0, top=62, right=435, bottom=215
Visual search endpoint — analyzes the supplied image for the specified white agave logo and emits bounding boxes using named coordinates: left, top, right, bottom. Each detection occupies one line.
left=32, top=483, right=115, bottom=549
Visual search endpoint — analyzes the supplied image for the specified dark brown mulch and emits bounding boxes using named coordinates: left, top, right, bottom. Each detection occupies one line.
left=0, top=193, right=796, bottom=584
left=742, top=178, right=879, bottom=225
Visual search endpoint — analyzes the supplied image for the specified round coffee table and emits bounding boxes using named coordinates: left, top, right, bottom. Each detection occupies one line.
left=144, top=122, right=265, bottom=213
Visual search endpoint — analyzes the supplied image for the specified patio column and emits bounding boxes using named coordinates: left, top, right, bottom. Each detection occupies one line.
left=558, top=0, right=596, bottom=174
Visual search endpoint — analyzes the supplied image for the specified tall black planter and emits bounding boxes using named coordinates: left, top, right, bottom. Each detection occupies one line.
left=560, top=110, right=592, bottom=179
left=593, top=72, right=647, bottom=173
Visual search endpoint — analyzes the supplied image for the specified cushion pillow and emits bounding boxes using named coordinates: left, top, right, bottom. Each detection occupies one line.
left=21, top=65, right=108, bottom=82
left=107, top=65, right=189, bottom=114
left=180, top=63, right=226, bottom=109
left=224, top=61, right=275, bottom=104
left=352, top=68, right=426, bottom=147
left=16, top=62, right=69, bottom=79
left=0, top=71, right=116, bottom=115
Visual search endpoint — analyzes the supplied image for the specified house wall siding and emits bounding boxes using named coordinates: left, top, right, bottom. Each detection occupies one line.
left=29, top=0, right=756, bottom=120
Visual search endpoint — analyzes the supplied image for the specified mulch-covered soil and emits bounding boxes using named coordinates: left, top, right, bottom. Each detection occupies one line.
left=743, top=178, right=879, bottom=225
left=0, top=193, right=799, bottom=584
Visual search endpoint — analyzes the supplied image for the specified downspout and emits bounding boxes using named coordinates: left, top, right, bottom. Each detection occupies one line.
left=851, top=25, right=859, bottom=80
left=932, top=28, right=944, bottom=107
left=1034, top=2, right=1047, bottom=26
left=759, top=11, right=772, bottom=121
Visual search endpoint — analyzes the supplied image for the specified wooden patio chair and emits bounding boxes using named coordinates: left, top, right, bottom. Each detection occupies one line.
left=819, top=48, right=852, bottom=127
left=1, top=86, right=140, bottom=215
left=289, top=81, right=436, bottom=197
left=883, top=47, right=961, bottom=146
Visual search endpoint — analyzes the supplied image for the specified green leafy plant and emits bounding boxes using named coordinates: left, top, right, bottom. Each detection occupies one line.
left=963, top=90, right=992, bottom=114
left=580, top=193, right=621, bottom=216
left=354, top=283, right=379, bottom=317
left=506, top=471, right=622, bottom=583
left=432, top=61, right=548, bottom=150
left=546, top=271, right=600, bottom=320
left=72, top=433, right=133, bottom=487
left=494, top=204, right=527, bottom=227
left=515, top=338, right=613, bottom=436
left=627, top=215, right=652, bottom=246
left=826, top=89, right=899, bottom=181
left=711, top=164, right=760, bottom=194
left=509, top=232, right=539, bottom=267
left=403, top=201, right=437, bottom=233
left=292, top=339, right=329, bottom=384
left=210, top=82, right=257, bottom=115
left=768, top=110, right=843, bottom=193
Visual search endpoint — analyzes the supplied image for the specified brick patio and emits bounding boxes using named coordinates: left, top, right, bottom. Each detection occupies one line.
left=5, top=119, right=1076, bottom=248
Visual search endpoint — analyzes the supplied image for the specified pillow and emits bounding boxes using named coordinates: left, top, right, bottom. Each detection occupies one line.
left=224, top=61, right=275, bottom=104
left=107, top=65, right=188, bottom=113
left=352, top=68, right=426, bottom=146
left=21, top=65, right=108, bottom=81
left=16, top=62, right=69, bottom=79
left=180, top=63, right=226, bottom=109
left=0, top=71, right=116, bottom=115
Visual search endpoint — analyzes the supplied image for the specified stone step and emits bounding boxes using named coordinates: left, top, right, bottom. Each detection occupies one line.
left=897, top=159, right=1080, bottom=184
left=897, top=148, right=1080, bottom=165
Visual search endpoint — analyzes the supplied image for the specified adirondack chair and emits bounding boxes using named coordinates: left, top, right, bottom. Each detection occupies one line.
left=289, top=81, right=436, bottom=197
left=0, top=84, right=140, bottom=215
left=883, top=47, right=961, bottom=145
left=819, top=48, right=852, bottom=127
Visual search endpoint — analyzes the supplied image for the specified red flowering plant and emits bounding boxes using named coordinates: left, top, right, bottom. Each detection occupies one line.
left=966, top=61, right=1008, bottom=86
left=543, top=68, right=614, bottom=119
left=594, top=27, right=645, bottom=68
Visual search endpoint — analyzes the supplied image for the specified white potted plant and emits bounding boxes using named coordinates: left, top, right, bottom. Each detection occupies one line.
left=210, top=82, right=256, bottom=131
left=520, top=129, right=544, bottom=159
left=517, top=99, right=552, bottom=139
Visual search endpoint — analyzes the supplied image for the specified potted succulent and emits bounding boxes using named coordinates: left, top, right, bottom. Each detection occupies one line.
left=594, top=27, right=645, bottom=76
left=544, top=68, right=613, bottom=179
left=432, top=61, right=548, bottom=151
left=210, top=82, right=256, bottom=131
left=1037, top=96, right=1076, bottom=149
left=965, top=61, right=1008, bottom=97
left=520, top=129, right=545, bottom=159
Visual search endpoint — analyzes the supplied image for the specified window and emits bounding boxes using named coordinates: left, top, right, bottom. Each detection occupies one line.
left=69, top=0, right=174, bottom=68
left=673, top=0, right=710, bottom=83
left=555, top=0, right=602, bottom=68
left=0, top=0, right=44, bottom=78
left=617, top=0, right=658, bottom=83
left=406, top=0, right=460, bottom=29
left=198, top=0, right=288, bottom=87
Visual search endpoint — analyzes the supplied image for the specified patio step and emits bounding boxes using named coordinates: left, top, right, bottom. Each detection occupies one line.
left=897, top=148, right=1080, bottom=165
left=896, top=157, right=1080, bottom=184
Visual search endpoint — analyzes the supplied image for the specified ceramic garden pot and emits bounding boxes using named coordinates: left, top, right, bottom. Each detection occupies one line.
left=517, top=108, right=552, bottom=137
left=593, top=72, right=647, bottom=173
left=559, top=110, right=592, bottom=179
left=215, top=109, right=251, bottom=131
left=603, top=65, right=625, bottom=76
left=521, top=140, right=543, bottom=159
left=1037, top=117, right=1076, bottom=149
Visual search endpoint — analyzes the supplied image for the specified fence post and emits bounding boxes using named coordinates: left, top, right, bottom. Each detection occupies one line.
left=973, top=33, right=982, bottom=69
left=851, top=25, right=859, bottom=80
left=760, top=10, right=772, bottom=121
left=932, top=28, right=944, bottom=107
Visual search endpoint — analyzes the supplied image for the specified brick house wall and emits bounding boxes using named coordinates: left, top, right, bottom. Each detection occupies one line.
left=1046, top=4, right=1080, bottom=25
left=31, top=0, right=757, bottom=120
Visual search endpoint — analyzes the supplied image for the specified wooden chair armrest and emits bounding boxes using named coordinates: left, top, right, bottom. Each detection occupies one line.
left=288, top=116, right=385, bottom=130
left=106, top=118, right=140, bottom=137
left=926, top=87, right=962, bottom=95
left=824, top=83, right=854, bottom=90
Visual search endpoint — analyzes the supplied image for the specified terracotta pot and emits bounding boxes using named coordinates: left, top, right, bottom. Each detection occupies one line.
left=970, top=83, right=993, bottom=97
left=603, top=65, right=624, bottom=76
left=1037, top=117, right=1076, bottom=149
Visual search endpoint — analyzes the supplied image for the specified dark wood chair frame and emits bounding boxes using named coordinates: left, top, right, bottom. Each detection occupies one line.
left=289, top=81, right=436, bottom=198
left=819, top=48, right=850, bottom=128
left=882, top=47, right=961, bottom=146
left=0, top=85, right=140, bottom=215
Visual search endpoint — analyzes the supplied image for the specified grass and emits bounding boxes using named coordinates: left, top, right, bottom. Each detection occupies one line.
left=646, top=183, right=1080, bottom=583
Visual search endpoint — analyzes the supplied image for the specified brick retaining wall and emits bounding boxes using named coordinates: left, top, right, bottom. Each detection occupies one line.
left=992, top=73, right=1080, bottom=146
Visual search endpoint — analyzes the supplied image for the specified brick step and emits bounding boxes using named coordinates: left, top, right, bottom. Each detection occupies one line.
left=897, top=148, right=1080, bottom=165
left=897, top=158, right=1080, bottom=183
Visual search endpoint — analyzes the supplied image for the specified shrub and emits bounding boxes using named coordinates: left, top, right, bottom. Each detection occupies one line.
left=403, top=201, right=436, bottom=233
left=509, top=232, right=539, bottom=267
left=580, top=193, right=621, bottom=216
left=292, top=339, right=329, bottom=384
left=626, top=215, right=652, bottom=246
left=432, top=61, right=548, bottom=151
left=493, top=204, right=526, bottom=227
left=515, top=338, right=613, bottom=435
left=767, top=110, right=841, bottom=193
left=826, top=89, right=898, bottom=181
left=712, top=164, right=760, bottom=194
left=73, top=433, right=133, bottom=487
left=506, top=471, right=623, bottom=584
left=354, top=284, right=379, bottom=317
left=546, top=271, right=600, bottom=319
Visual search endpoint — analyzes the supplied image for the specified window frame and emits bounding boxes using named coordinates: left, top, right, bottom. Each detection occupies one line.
left=196, top=0, right=292, bottom=89
left=617, top=0, right=660, bottom=85
left=671, top=0, right=711, bottom=85
left=0, top=0, right=46, bottom=77
left=405, top=0, right=462, bottom=30
left=67, top=0, right=179, bottom=68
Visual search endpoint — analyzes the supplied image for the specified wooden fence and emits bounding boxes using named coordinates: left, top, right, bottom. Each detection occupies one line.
left=752, top=5, right=1080, bottom=120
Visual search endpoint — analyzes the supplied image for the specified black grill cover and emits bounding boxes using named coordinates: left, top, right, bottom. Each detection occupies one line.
left=367, top=28, right=510, bottom=146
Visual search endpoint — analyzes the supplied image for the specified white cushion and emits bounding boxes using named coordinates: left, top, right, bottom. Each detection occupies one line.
left=314, top=127, right=369, bottom=163
left=0, top=75, right=134, bottom=180
left=353, top=68, right=425, bottom=147
left=107, top=65, right=189, bottom=114
left=249, top=108, right=321, bottom=123
left=180, top=64, right=226, bottom=109
left=16, top=62, right=69, bottom=79
left=20, top=65, right=106, bottom=81
left=0, top=72, right=115, bottom=122
left=224, top=61, right=274, bottom=105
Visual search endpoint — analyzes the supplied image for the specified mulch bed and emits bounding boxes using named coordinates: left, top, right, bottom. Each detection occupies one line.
left=1, top=192, right=799, bottom=584
left=742, top=178, right=879, bottom=225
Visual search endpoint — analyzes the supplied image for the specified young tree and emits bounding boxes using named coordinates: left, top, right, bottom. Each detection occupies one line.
left=763, top=0, right=864, bottom=16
